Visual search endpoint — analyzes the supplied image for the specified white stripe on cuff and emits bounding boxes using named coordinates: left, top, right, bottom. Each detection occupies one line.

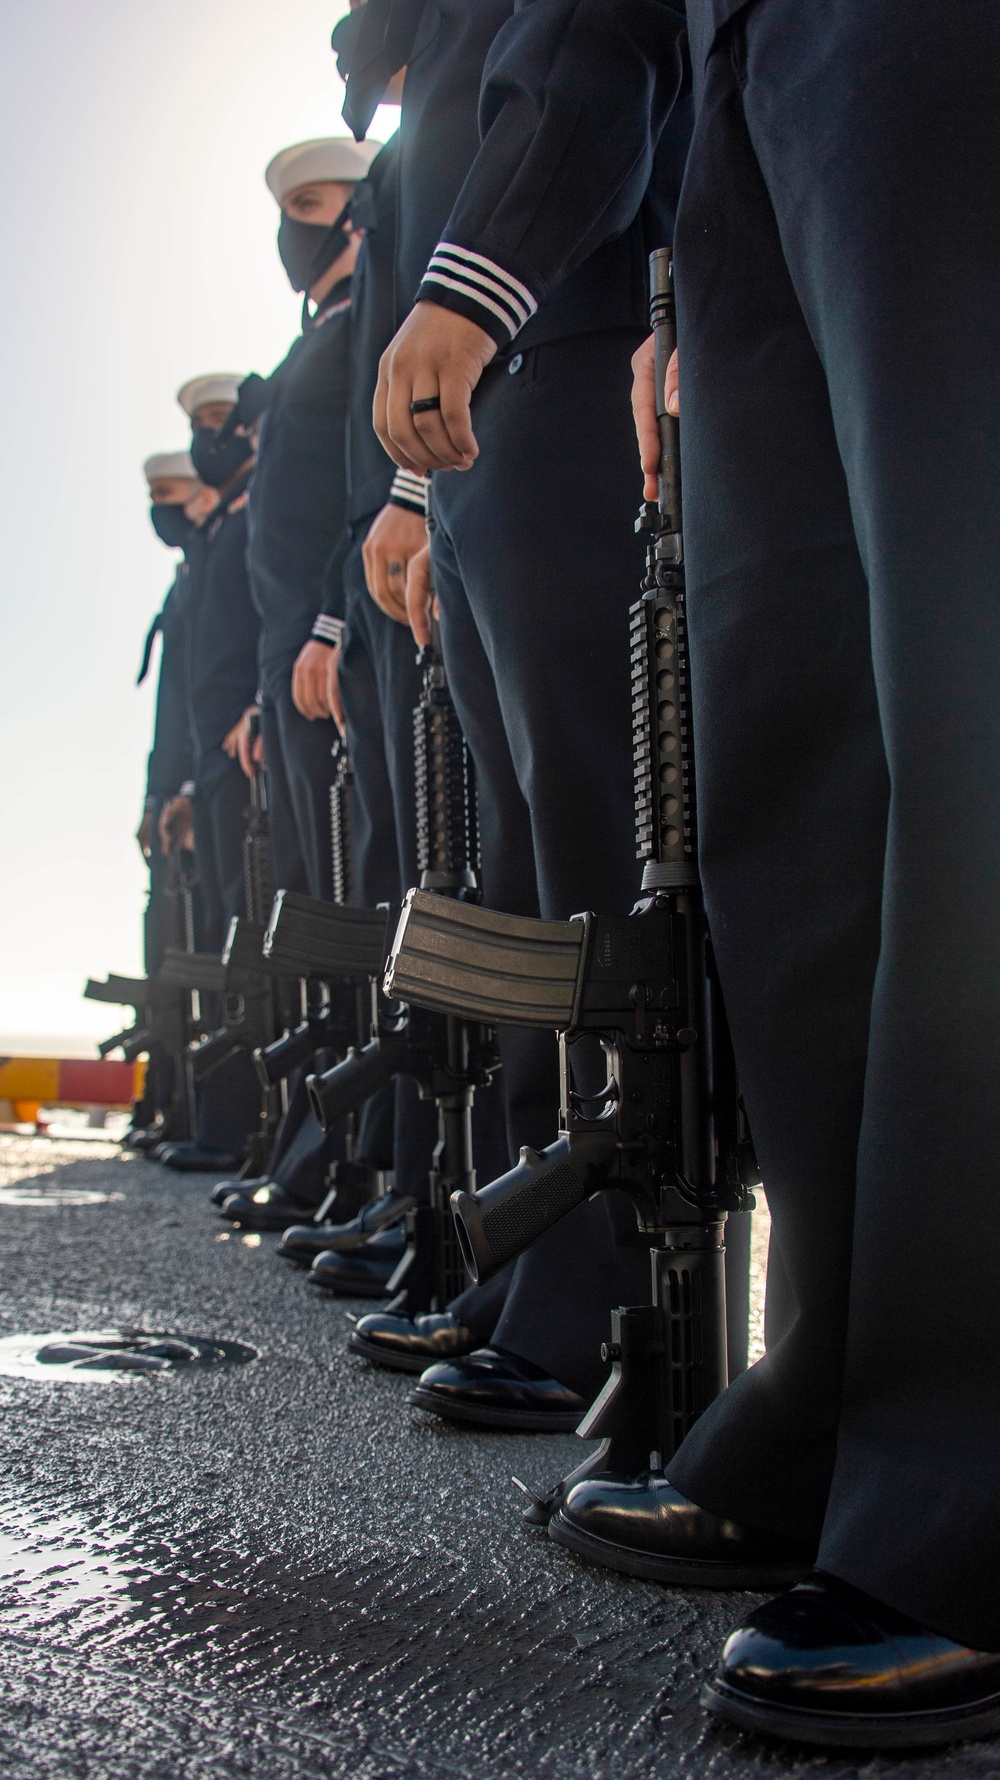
left=391, top=469, right=429, bottom=509
left=179, top=780, right=196, bottom=798
left=312, top=614, right=345, bottom=644
left=429, top=243, right=537, bottom=327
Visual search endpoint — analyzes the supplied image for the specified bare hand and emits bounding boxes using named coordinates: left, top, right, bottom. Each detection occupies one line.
left=158, top=794, right=195, bottom=857
left=374, top=301, right=496, bottom=474
left=362, top=502, right=428, bottom=624
left=184, top=485, right=219, bottom=524
left=406, top=544, right=436, bottom=647
left=136, top=811, right=154, bottom=861
left=292, top=640, right=337, bottom=721
left=631, top=334, right=679, bottom=502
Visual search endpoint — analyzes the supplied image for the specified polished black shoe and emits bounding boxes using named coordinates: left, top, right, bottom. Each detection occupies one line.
left=277, top=1190, right=415, bottom=1264
left=408, top=1347, right=589, bottom=1431
left=348, top=1311, right=477, bottom=1374
left=549, top=1475, right=815, bottom=1588
left=220, top=1182, right=310, bottom=1231
left=306, top=1224, right=406, bottom=1296
left=211, top=1175, right=270, bottom=1209
left=703, top=1570, right=1000, bottom=1749
left=158, top=1141, right=241, bottom=1174
left=123, top=1124, right=166, bottom=1154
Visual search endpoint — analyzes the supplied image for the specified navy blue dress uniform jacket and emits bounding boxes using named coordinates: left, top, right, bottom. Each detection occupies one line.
left=143, top=567, right=194, bottom=803
left=246, top=277, right=353, bottom=691
left=185, top=481, right=260, bottom=777
left=344, top=0, right=688, bottom=350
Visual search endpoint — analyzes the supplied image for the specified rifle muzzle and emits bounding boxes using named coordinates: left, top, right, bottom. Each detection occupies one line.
left=450, top=1130, right=616, bottom=1283
left=306, top=1039, right=394, bottom=1132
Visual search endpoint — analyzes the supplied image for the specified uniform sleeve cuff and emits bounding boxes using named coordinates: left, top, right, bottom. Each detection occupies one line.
left=144, top=794, right=156, bottom=813
left=311, top=614, right=345, bottom=646
left=389, top=469, right=429, bottom=514
left=416, top=241, right=538, bottom=348
left=179, top=780, right=196, bottom=799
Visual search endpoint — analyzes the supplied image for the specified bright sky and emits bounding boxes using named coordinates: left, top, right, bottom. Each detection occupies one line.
left=0, top=0, right=398, bottom=1049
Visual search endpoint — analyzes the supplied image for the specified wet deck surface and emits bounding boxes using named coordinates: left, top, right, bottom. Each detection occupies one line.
left=0, top=1134, right=990, bottom=1779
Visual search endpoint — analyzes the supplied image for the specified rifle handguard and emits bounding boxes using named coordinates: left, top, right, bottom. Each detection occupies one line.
left=306, top=1039, right=395, bottom=1132
left=85, top=974, right=148, bottom=1008
left=450, top=1130, right=617, bottom=1283
left=264, top=890, right=389, bottom=981
left=384, top=889, right=587, bottom=1029
left=159, top=949, right=228, bottom=995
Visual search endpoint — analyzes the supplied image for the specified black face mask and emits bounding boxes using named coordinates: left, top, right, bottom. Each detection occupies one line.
left=277, top=197, right=353, bottom=295
left=189, top=425, right=253, bottom=490
left=150, top=503, right=194, bottom=548
left=331, top=7, right=364, bottom=82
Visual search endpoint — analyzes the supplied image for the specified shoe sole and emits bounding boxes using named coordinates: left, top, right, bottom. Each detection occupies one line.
left=548, top=1512, right=813, bottom=1590
left=406, top=1386, right=584, bottom=1432
left=347, top=1333, right=431, bottom=1374
left=702, top=1677, right=1000, bottom=1749
left=306, top=1278, right=393, bottom=1298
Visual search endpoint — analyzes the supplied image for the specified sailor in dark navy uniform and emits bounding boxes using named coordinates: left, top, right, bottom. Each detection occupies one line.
left=246, top=134, right=379, bottom=900
left=212, top=135, right=402, bottom=1231
left=127, top=450, right=206, bottom=1149
left=375, top=0, right=1000, bottom=1749
left=137, top=451, right=201, bottom=912
left=289, top=42, right=513, bottom=1303
left=154, top=374, right=263, bottom=1174
left=345, top=0, right=686, bottom=1428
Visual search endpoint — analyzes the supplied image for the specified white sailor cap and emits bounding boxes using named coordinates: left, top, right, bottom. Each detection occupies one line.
left=264, top=137, right=382, bottom=206
left=143, top=450, right=198, bottom=483
left=176, top=374, right=243, bottom=417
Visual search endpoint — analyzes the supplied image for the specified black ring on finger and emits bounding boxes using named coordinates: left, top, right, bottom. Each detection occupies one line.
left=409, top=395, right=441, bottom=414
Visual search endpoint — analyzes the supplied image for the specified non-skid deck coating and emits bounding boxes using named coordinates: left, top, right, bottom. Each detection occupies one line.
left=0, top=1133, right=990, bottom=1780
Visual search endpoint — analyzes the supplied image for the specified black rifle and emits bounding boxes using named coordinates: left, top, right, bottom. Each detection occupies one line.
left=84, top=953, right=207, bottom=1142
left=300, top=624, right=499, bottom=1312
left=384, top=249, right=758, bottom=1490
left=257, top=736, right=387, bottom=1222
left=206, top=711, right=298, bottom=1174
left=254, top=735, right=360, bottom=1095
left=90, top=847, right=201, bottom=1138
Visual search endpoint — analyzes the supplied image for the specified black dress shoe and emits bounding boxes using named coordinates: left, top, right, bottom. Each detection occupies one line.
left=703, top=1570, right=1000, bottom=1749
left=348, top=1311, right=477, bottom=1373
left=211, top=1175, right=270, bottom=1209
left=277, top=1190, right=416, bottom=1263
left=549, top=1474, right=814, bottom=1588
left=306, top=1224, right=406, bottom=1296
left=124, top=1125, right=165, bottom=1154
left=408, top=1347, right=588, bottom=1431
left=158, top=1142, right=241, bottom=1173
left=220, top=1182, right=310, bottom=1231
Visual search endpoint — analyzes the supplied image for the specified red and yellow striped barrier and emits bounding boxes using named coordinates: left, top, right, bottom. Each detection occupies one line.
left=0, top=1057, right=146, bottom=1125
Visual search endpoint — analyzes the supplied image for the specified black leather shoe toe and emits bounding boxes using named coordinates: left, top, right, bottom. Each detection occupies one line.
left=220, top=1183, right=310, bottom=1231
left=279, top=1190, right=415, bottom=1263
left=159, top=1142, right=241, bottom=1174
left=124, top=1125, right=165, bottom=1154
left=549, top=1475, right=814, bottom=1588
left=407, top=1347, right=588, bottom=1431
left=348, top=1311, right=477, bottom=1373
left=703, top=1571, right=1000, bottom=1749
left=306, top=1225, right=406, bottom=1296
left=211, top=1175, right=270, bottom=1209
